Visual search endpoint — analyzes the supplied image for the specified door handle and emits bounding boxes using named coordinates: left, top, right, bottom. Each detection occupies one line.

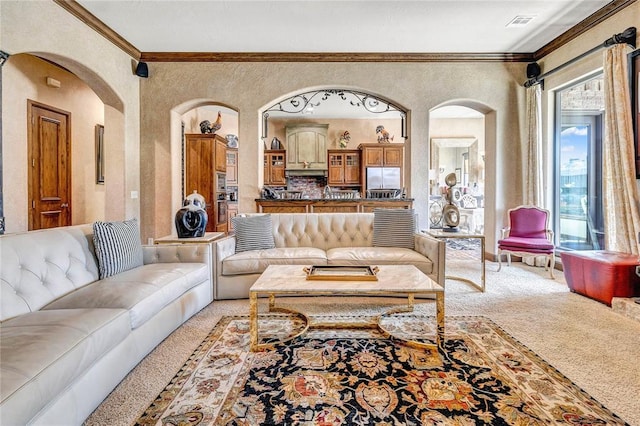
left=61, top=203, right=69, bottom=208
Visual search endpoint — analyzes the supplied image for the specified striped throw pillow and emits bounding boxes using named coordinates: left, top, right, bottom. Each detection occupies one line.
left=232, top=214, right=276, bottom=253
left=93, top=219, right=144, bottom=279
left=372, top=208, right=416, bottom=250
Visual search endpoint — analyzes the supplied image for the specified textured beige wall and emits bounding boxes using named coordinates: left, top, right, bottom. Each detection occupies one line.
left=2, top=54, right=105, bottom=231
left=140, top=61, right=526, bottom=248
left=1, top=0, right=141, bottom=232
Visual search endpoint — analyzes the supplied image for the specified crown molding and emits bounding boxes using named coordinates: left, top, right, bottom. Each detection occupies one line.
left=52, top=0, right=141, bottom=60
left=140, top=52, right=535, bottom=63
left=534, top=0, right=637, bottom=60
left=54, top=0, right=635, bottom=64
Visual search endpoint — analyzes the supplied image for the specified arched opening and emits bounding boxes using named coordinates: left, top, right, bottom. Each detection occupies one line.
left=428, top=99, right=498, bottom=257
left=429, top=104, right=487, bottom=233
left=169, top=101, right=239, bottom=235
left=2, top=52, right=126, bottom=233
left=259, top=87, right=408, bottom=199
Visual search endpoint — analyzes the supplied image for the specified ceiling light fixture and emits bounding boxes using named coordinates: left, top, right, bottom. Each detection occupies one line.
left=506, top=15, right=536, bottom=28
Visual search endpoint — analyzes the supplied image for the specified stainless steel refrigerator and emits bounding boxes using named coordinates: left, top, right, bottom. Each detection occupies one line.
left=366, top=167, right=401, bottom=190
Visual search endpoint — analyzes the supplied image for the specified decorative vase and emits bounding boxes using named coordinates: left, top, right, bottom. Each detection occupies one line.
left=175, top=191, right=208, bottom=238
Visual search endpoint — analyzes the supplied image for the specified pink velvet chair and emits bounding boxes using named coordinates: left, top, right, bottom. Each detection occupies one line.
left=497, top=205, right=555, bottom=278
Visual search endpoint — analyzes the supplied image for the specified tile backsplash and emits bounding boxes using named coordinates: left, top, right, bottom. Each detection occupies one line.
left=287, top=176, right=327, bottom=198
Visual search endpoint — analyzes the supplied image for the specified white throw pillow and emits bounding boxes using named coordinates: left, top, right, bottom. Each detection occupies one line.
left=231, top=214, right=276, bottom=253
left=93, top=219, right=144, bottom=279
left=373, top=208, right=416, bottom=250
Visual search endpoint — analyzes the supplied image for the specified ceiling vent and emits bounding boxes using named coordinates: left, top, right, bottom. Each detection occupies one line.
left=506, top=15, right=536, bottom=28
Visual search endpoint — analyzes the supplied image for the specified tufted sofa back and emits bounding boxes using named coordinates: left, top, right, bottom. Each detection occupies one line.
left=270, top=213, right=374, bottom=251
left=0, top=225, right=100, bottom=321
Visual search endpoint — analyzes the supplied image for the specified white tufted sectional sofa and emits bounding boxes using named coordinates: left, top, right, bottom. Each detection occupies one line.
left=214, top=213, right=445, bottom=300
left=0, top=224, right=212, bottom=425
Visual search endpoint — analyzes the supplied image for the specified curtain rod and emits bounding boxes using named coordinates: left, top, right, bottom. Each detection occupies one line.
left=524, top=27, right=636, bottom=88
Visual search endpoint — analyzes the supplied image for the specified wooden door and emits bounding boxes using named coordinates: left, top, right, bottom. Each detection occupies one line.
left=185, top=134, right=215, bottom=232
left=28, top=101, right=71, bottom=230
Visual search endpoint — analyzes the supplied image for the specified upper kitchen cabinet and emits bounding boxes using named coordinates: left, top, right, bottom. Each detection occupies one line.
left=285, top=124, right=328, bottom=170
left=264, top=150, right=287, bottom=185
left=328, top=149, right=361, bottom=186
left=359, top=143, right=404, bottom=167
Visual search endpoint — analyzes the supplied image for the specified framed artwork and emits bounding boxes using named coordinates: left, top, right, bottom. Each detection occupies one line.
left=631, top=49, right=640, bottom=178
left=96, top=124, right=105, bottom=184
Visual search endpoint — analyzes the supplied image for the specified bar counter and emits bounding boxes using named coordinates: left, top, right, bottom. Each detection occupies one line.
left=255, top=198, right=414, bottom=213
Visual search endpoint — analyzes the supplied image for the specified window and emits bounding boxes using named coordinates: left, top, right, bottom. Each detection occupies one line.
left=554, top=74, right=604, bottom=250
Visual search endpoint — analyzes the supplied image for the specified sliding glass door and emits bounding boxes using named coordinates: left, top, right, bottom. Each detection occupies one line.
left=554, top=74, right=604, bottom=250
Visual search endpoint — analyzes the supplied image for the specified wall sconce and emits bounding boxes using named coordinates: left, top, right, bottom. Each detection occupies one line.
left=439, top=167, right=445, bottom=174
left=0, top=50, right=10, bottom=67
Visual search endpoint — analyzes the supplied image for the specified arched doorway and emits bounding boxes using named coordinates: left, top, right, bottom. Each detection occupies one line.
left=429, top=104, right=486, bottom=233
left=169, top=101, right=239, bottom=234
left=1, top=52, right=125, bottom=233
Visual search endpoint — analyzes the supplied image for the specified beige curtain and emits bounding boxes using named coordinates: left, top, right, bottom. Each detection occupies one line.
left=603, top=44, right=640, bottom=255
left=522, top=84, right=546, bottom=267
left=524, top=84, right=543, bottom=206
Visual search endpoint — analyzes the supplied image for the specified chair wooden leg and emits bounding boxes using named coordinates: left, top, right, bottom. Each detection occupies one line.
left=548, top=253, right=555, bottom=279
left=507, top=253, right=511, bottom=267
left=497, top=249, right=503, bottom=271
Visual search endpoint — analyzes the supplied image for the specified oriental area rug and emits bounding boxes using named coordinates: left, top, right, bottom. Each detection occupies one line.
left=135, top=315, right=628, bottom=425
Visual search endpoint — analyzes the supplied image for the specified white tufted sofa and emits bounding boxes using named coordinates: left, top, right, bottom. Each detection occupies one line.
left=214, top=213, right=445, bottom=299
left=0, top=224, right=212, bottom=425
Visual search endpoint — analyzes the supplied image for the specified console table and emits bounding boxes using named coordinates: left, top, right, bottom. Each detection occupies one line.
left=424, top=229, right=486, bottom=292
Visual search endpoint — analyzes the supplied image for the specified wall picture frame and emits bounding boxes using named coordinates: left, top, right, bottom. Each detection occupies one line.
left=96, top=124, right=105, bottom=184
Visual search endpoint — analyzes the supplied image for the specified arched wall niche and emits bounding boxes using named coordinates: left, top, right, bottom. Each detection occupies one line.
left=169, top=100, right=239, bottom=227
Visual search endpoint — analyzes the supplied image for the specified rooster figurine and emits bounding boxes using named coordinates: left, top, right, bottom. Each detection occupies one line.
left=376, top=125, right=394, bottom=143
left=199, top=111, right=223, bottom=134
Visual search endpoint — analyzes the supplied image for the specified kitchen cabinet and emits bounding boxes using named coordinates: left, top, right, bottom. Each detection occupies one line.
left=285, top=124, right=328, bottom=170
left=185, top=133, right=227, bottom=232
left=226, top=148, right=238, bottom=186
left=264, top=150, right=286, bottom=185
left=214, top=135, right=227, bottom=172
left=359, top=143, right=404, bottom=190
left=328, top=150, right=361, bottom=186
left=359, top=143, right=403, bottom=167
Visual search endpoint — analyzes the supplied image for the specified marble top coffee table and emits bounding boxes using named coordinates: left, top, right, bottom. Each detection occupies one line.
left=249, top=264, right=444, bottom=353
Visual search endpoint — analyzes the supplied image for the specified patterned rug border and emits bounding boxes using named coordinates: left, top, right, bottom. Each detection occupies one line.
left=136, top=314, right=628, bottom=425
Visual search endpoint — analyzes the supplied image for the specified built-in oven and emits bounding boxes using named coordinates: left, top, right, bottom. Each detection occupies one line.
left=216, top=172, right=226, bottom=194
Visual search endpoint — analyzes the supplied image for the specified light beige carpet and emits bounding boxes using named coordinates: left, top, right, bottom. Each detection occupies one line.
left=85, top=260, right=640, bottom=426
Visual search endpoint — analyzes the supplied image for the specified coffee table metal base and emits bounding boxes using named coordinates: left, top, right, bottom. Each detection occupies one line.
left=249, top=293, right=445, bottom=354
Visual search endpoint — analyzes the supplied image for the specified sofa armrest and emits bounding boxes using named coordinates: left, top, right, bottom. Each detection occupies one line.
left=414, top=233, right=446, bottom=286
left=142, top=243, right=211, bottom=265
left=214, top=236, right=236, bottom=276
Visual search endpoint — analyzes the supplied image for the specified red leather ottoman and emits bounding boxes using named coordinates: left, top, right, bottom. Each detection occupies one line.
left=560, top=250, right=640, bottom=306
